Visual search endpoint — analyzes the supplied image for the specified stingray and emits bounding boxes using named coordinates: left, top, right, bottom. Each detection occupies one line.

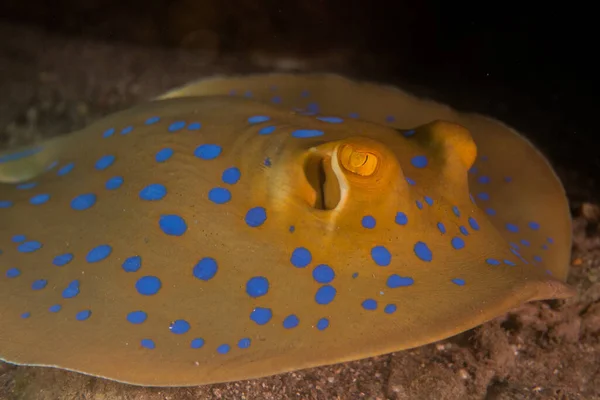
left=0, top=73, right=575, bottom=386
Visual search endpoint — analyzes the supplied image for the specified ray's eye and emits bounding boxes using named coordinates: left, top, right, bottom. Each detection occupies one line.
left=338, top=145, right=378, bottom=176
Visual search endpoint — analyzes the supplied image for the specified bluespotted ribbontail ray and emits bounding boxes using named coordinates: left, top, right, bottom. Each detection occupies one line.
left=0, top=73, right=574, bottom=386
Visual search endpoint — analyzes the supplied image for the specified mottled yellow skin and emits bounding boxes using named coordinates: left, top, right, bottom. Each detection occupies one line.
left=0, top=74, right=574, bottom=386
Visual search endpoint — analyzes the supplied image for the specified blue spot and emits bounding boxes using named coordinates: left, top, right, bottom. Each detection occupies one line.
left=30, top=194, right=50, bottom=205
left=245, top=207, right=267, bottom=227
left=511, top=248, right=528, bottom=264
left=529, top=221, right=540, bottom=230
left=6, top=268, right=20, bottom=278
left=349, top=112, right=359, bottom=118
left=505, top=223, right=519, bottom=233
left=244, top=90, right=252, bottom=97
left=258, top=126, right=276, bottom=135
left=451, top=237, right=465, bottom=250
left=141, top=339, right=155, bottom=349
left=271, top=96, right=282, bottom=104
left=102, top=128, right=115, bottom=138
left=395, top=212, right=408, bottom=225
left=384, top=304, right=397, bottom=314
left=31, top=279, right=47, bottom=290
left=16, top=182, right=37, bottom=190
left=222, top=167, right=241, bottom=184
left=520, top=239, right=531, bottom=247
left=469, top=167, right=478, bottom=174
left=459, top=226, right=469, bottom=236
left=246, top=276, right=269, bottom=297
left=127, top=311, right=147, bottom=324
left=386, top=115, right=396, bottom=123
left=352, top=272, right=358, bottom=279
left=12, top=234, right=26, bottom=243
left=168, top=121, right=186, bottom=132
left=547, top=237, right=554, bottom=244
left=478, top=176, right=490, bottom=184
left=248, top=116, right=270, bottom=124
left=21, top=312, right=31, bottom=319
left=437, top=222, right=446, bottom=234
left=470, top=194, right=476, bottom=204
left=159, top=214, right=187, bottom=236
left=289, top=225, right=295, bottom=233
left=317, top=116, right=343, bottom=123
left=49, top=304, right=61, bottom=313
left=62, top=280, right=80, bottom=298
left=120, top=126, right=133, bottom=135
left=0, top=147, right=43, bottom=163
left=193, top=257, right=218, bottom=281
left=57, top=162, right=75, bottom=176
left=371, top=246, right=391, bottom=266
left=362, top=299, right=377, bottom=310
left=95, top=155, right=115, bottom=170
left=155, top=148, right=174, bottom=163
left=70, top=193, right=97, bottom=210
left=317, top=318, right=329, bottom=330
left=315, top=285, right=336, bottom=305
left=452, top=278, right=466, bottom=286
left=361, top=215, right=376, bottom=229
left=86, top=244, right=112, bottom=263
left=312, top=264, right=335, bottom=284
left=136, top=276, right=161, bottom=295
left=403, top=129, right=416, bottom=137
left=283, top=314, right=300, bottom=329
left=238, top=338, right=251, bottom=349
left=292, top=129, right=324, bottom=138
left=533, top=255, right=542, bottom=263
left=290, top=247, right=312, bottom=268
left=139, top=184, right=167, bottom=201
left=414, top=242, right=432, bottom=261
left=0, top=200, right=13, bottom=208
left=18, top=241, right=42, bottom=253
left=542, top=244, right=549, bottom=250
left=452, top=206, right=460, bottom=217
left=191, top=338, right=205, bottom=349
left=510, top=242, right=519, bottom=249
left=424, top=196, right=434, bottom=206
left=145, top=116, right=160, bottom=125
left=406, top=177, right=416, bottom=185
left=170, top=319, right=191, bottom=334
left=122, top=256, right=141, bottom=272
left=188, top=122, right=201, bottom=130
left=250, top=307, right=272, bottom=325
left=468, top=217, right=480, bottom=230
left=105, top=176, right=124, bottom=190
left=411, top=155, right=428, bottom=168
left=76, top=310, right=92, bottom=321
left=416, top=200, right=423, bottom=210
left=485, top=208, right=496, bottom=216
left=504, top=259, right=516, bottom=266
left=194, top=144, right=222, bottom=160
left=208, top=187, right=231, bottom=204
left=264, top=157, right=272, bottom=167
left=387, top=274, right=414, bottom=288
left=217, top=344, right=230, bottom=354
left=477, top=192, right=490, bottom=201
left=486, top=258, right=501, bottom=266
left=504, top=176, right=513, bottom=182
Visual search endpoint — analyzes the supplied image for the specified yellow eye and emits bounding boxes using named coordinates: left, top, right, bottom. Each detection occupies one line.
left=339, top=144, right=378, bottom=176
